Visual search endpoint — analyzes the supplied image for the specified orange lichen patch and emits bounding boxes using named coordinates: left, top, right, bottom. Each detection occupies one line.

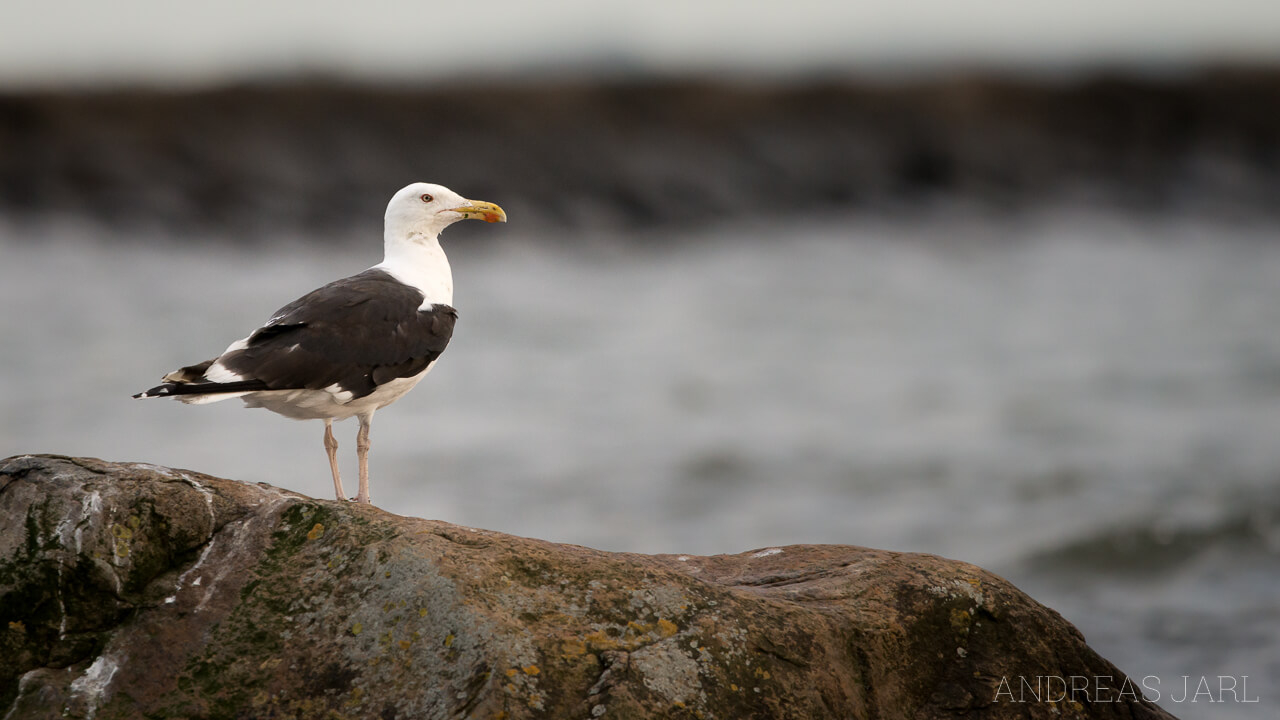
left=656, top=618, right=678, bottom=637
left=505, top=668, right=518, bottom=678
left=306, top=523, right=325, bottom=541
left=399, top=640, right=412, bottom=650
left=754, top=667, right=771, bottom=680
left=522, top=664, right=540, bottom=676
left=350, top=622, right=363, bottom=636
left=560, top=638, right=588, bottom=658
left=949, top=607, right=972, bottom=633
left=583, top=629, right=618, bottom=650
left=444, top=633, right=455, bottom=647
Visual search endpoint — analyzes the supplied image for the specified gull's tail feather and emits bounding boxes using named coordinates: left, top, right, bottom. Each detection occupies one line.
left=134, top=356, right=269, bottom=403
left=133, top=380, right=268, bottom=399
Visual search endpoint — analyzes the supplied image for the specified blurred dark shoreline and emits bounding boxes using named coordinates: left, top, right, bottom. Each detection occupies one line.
left=1, top=68, right=1277, bottom=241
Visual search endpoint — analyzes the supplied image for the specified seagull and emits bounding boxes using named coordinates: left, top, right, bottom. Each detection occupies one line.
left=135, top=183, right=506, bottom=504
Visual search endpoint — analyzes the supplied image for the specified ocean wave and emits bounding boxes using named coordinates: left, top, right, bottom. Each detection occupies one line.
left=1014, top=492, right=1280, bottom=577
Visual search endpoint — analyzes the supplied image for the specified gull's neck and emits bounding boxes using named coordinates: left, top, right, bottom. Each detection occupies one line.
left=374, top=230, right=454, bottom=308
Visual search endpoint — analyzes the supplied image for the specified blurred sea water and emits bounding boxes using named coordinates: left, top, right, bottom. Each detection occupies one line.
left=2, top=208, right=1278, bottom=718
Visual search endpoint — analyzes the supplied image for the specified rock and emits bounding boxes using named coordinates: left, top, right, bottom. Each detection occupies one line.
left=2, top=75, right=1278, bottom=238
left=1, top=455, right=1174, bottom=719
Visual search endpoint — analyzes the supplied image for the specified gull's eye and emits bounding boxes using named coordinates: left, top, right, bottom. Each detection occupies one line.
left=420, top=193, right=434, bottom=203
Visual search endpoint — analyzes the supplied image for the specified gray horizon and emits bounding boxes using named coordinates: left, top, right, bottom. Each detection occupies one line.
left=3, top=1, right=1279, bottom=88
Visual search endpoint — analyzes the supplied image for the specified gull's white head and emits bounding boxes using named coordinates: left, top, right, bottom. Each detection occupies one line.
left=384, top=182, right=507, bottom=241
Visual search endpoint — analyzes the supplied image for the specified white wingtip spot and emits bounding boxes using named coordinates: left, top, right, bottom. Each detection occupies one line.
left=323, top=383, right=355, bottom=404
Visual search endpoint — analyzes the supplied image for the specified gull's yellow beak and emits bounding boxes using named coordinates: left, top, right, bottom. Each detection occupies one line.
left=450, top=200, right=507, bottom=224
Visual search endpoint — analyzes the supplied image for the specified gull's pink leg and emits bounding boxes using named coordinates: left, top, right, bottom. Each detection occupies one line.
left=324, top=419, right=347, bottom=501
left=356, top=413, right=374, bottom=504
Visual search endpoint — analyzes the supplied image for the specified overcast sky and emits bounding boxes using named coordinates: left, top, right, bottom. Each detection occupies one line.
left=3, top=1, right=1278, bottom=87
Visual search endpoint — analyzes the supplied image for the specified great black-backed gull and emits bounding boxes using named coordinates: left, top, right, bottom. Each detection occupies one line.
left=135, top=183, right=506, bottom=504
